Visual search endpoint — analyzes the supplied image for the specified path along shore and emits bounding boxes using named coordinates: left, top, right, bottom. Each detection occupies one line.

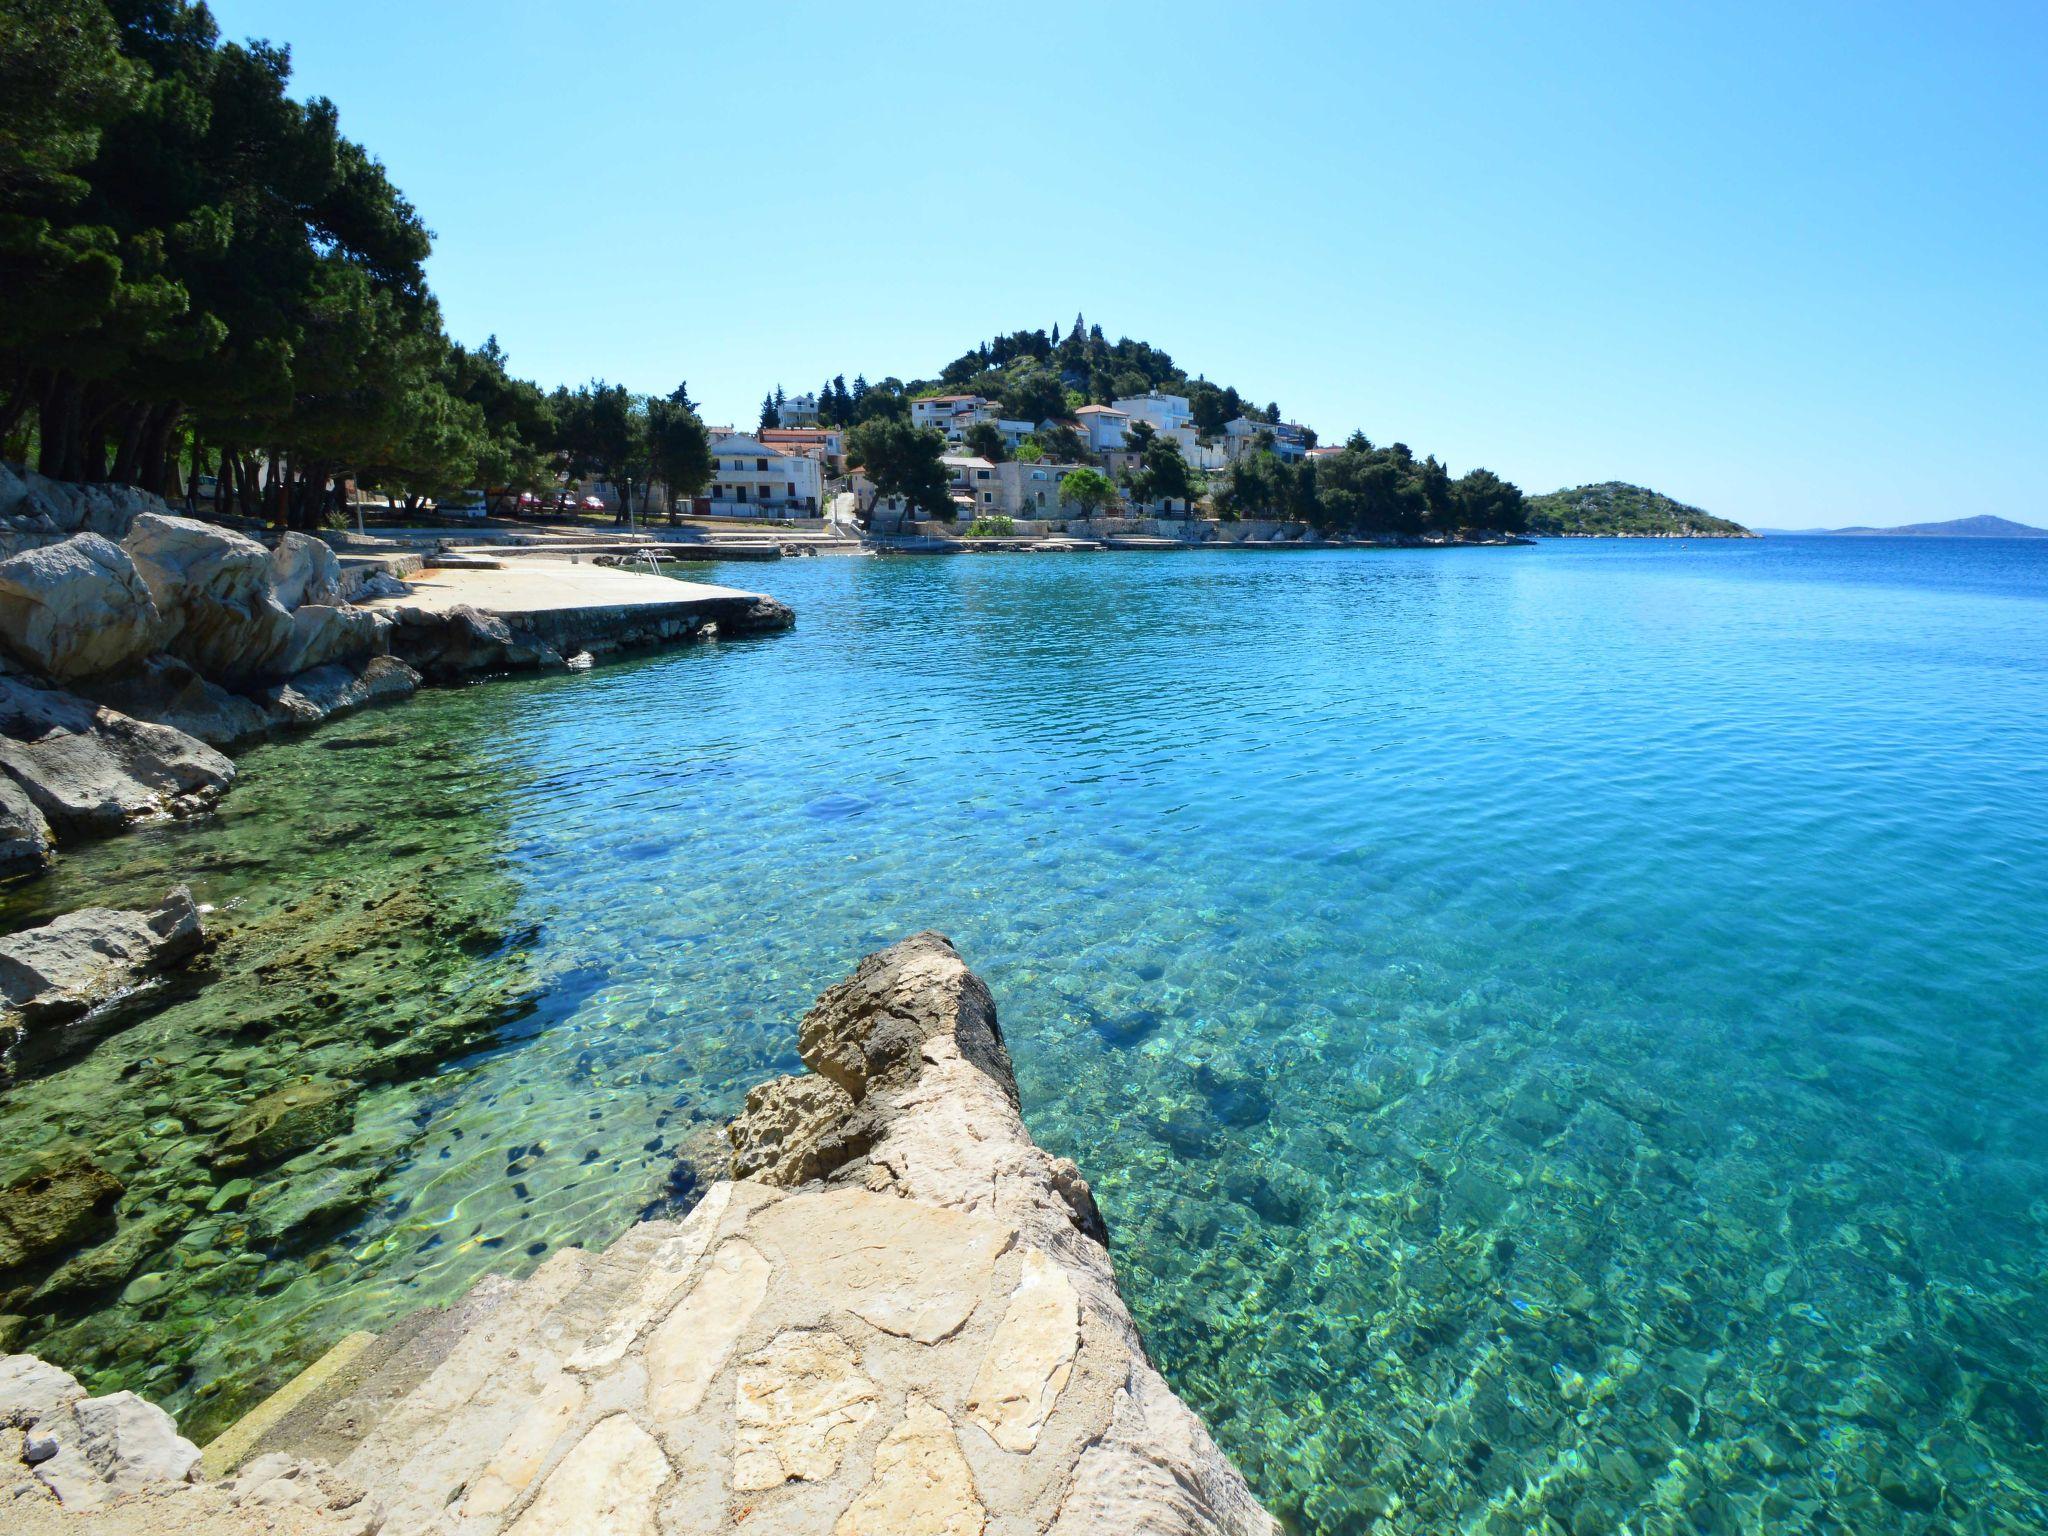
left=0, top=463, right=793, bottom=882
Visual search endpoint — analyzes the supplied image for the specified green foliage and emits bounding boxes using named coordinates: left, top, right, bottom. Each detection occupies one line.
left=1125, top=434, right=1196, bottom=507
left=964, top=515, right=1015, bottom=537
left=1058, top=465, right=1119, bottom=517
left=961, top=420, right=1006, bottom=463
left=846, top=415, right=949, bottom=517
left=0, top=2, right=717, bottom=527
left=1012, top=438, right=1045, bottom=462
left=647, top=384, right=711, bottom=504
left=1523, top=482, right=1745, bottom=537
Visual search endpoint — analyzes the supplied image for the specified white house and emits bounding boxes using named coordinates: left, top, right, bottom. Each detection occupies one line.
left=942, top=453, right=999, bottom=514
left=912, top=394, right=990, bottom=434
left=777, top=393, right=821, bottom=427
left=705, top=430, right=824, bottom=515
left=760, top=427, right=845, bottom=474
left=1112, top=391, right=1194, bottom=435
left=1222, top=416, right=1312, bottom=463
left=1074, top=403, right=1130, bottom=454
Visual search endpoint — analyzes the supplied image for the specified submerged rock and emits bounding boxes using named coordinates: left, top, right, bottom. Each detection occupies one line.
left=208, top=1076, right=355, bottom=1174
left=0, top=886, right=204, bottom=1068
left=0, top=1161, right=123, bottom=1280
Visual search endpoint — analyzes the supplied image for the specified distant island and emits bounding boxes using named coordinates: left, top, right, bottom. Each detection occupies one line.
left=1758, top=514, right=2048, bottom=539
left=1525, top=482, right=1754, bottom=538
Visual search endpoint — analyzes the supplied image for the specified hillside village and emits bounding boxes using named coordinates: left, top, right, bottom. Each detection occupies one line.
left=690, top=382, right=1319, bottom=528
left=648, top=320, right=1533, bottom=542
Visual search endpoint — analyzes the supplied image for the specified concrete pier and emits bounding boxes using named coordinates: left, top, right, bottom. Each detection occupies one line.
left=358, top=560, right=794, bottom=658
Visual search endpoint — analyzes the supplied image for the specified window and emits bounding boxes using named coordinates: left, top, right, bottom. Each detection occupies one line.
left=1036, top=491, right=1046, bottom=507
left=787, top=483, right=796, bottom=497
left=983, top=492, right=993, bottom=503
left=976, top=469, right=990, bottom=480
left=757, top=458, right=768, bottom=472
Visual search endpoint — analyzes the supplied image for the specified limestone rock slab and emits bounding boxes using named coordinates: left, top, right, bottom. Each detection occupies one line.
left=965, top=1246, right=1078, bottom=1453
left=503, top=1412, right=667, bottom=1536
left=835, top=1395, right=986, bottom=1536
left=748, top=1189, right=1005, bottom=1344
left=731, top=1329, right=877, bottom=1492
left=642, top=1236, right=770, bottom=1423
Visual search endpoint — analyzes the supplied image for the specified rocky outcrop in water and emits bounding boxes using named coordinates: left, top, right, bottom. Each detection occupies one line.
left=0, top=888, right=204, bottom=1072
left=0, top=936, right=1278, bottom=1533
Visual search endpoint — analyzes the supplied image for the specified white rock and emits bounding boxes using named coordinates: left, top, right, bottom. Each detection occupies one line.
left=123, top=512, right=295, bottom=684
left=642, top=1236, right=770, bottom=1423
left=268, top=532, right=345, bottom=609
left=0, top=533, right=163, bottom=680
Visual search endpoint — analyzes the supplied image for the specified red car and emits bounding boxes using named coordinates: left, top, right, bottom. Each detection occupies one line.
left=580, top=495, right=606, bottom=513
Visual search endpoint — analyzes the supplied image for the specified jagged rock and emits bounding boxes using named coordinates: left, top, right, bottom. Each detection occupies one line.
left=0, top=672, right=233, bottom=840
left=740, top=595, right=797, bottom=633
left=0, top=774, right=52, bottom=878
left=208, top=1076, right=354, bottom=1173
left=267, top=532, right=346, bottom=609
left=63, top=1388, right=202, bottom=1492
left=271, top=603, right=387, bottom=678
left=384, top=602, right=561, bottom=680
left=0, top=534, right=164, bottom=681
left=263, top=654, right=419, bottom=722
left=0, top=885, right=203, bottom=1065
left=123, top=513, right=295, bottom=685
left=85, top=652, right=271, bottom=748
left=0, top=465, right=161, bottom=541
left=797, top=931, right=1015, bottom=1106
left=0, top=1162, right=123, bottom=1278
left=727, top=1073, right=864, bottom=1186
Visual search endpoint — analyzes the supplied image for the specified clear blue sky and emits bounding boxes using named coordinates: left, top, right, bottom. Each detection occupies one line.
left=210, top=0, right=2044, bottom=529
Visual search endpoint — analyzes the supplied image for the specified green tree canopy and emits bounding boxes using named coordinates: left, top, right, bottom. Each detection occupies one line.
left=847, top=416, right=949, bottom=517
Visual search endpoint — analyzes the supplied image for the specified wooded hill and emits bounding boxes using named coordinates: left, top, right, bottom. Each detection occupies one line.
left=1526, top=483, right=1751, bottom=537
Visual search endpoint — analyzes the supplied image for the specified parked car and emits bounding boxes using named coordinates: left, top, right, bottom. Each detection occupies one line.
left=580, top=495, right=605, bottom=513
left=440, top=488, right=489, bottom=519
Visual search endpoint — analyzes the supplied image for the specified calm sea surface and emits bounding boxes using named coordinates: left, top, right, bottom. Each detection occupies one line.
left=5, top=536, right=2045, bottom=1533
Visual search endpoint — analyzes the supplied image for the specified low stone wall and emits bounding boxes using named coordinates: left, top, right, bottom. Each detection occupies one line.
left=2, top=936, right=1280, bottom=1534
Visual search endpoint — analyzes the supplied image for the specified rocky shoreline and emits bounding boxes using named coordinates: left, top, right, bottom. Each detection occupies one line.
left=4, top=935, right=1277, bottom=1534
left=0, top=463, right=792, bottom=882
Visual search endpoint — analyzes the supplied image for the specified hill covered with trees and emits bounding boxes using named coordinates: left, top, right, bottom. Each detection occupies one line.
left=1525, top=483, right=1752, bottom=538
left=795, top=317, right=1289, bottom=438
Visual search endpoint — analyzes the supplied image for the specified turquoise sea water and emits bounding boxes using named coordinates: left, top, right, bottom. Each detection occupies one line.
left=5, top=537, right=2046, bottom=1533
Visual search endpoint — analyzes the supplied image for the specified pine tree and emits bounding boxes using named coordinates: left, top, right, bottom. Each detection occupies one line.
left=759, top=393, right=778, bottom=432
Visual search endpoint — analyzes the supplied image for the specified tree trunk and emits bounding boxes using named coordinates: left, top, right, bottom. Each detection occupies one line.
left=137, top=403, right=180, bottom=496
left=36, top=372, right=83, bottom=482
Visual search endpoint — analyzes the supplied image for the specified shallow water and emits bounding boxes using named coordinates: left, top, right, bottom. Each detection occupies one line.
left=4, top=538, right=2046, bottom=1533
